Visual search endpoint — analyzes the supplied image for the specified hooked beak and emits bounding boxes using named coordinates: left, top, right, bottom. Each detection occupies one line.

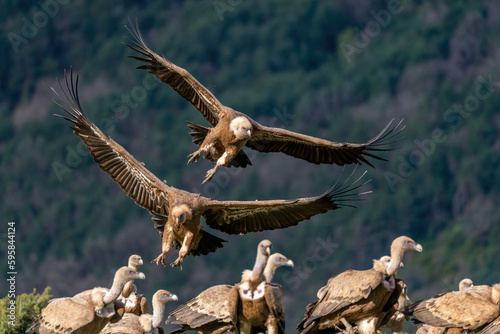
left=286, top=260, right=294, bottom=268
left=170, top=294, right=178, bottom=301
left=414, top=244, right=423, bottom=252
left=138, top=259, right=144, bottom=266
left=137, top=272, right=146, bottom=280
left=265, top=247, right=271, bottom=256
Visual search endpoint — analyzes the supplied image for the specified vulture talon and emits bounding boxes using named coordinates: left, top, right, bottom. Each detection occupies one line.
left=170, top=259, right=183, bottom=270
left=202, top=168, right=217, bottom=184
left=187, top=151, right=201, bottom=164
left=53, top=68, right=367, bottom=271
left=127, top=22, right=404, bottom=180
left=151, top=254, right=166, bottom=266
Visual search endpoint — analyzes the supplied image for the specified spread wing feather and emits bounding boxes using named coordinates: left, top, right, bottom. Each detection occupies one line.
left=203, top=170, right=369, bottom=235
left=126, top=20, right=223, bottom=126
left=247, top=119, right=404, bottom=167
left=52, top=69, right=170, bottom=214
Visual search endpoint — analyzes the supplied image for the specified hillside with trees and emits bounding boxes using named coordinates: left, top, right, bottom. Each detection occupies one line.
left=2, top=0, right=500, bottom=332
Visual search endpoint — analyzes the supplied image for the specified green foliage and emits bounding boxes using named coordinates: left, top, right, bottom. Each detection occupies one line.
left=3, top=0, right=500, bottom=330
left=0, top=287, right=52, bottom=334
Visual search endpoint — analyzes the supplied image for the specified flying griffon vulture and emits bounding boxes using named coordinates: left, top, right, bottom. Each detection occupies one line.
left=126, top=21, right=404, bottom=184
left=53, top=70, right=369, bottom=269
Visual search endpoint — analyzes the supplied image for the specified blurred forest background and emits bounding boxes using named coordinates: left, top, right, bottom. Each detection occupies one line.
left=2, top=0, right=500, bottom=332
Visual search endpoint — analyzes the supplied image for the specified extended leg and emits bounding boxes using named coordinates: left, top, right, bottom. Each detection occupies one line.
left=203, top=152, right=228, bottom=184
left=171, top=231, right=194, bottom=269
left=187, top=143, right=214, bottom=164
left=152, top=226, right=174, bottom=266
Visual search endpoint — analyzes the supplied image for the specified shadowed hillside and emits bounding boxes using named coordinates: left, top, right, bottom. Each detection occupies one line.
left=2, top=0, right=500, bottom=332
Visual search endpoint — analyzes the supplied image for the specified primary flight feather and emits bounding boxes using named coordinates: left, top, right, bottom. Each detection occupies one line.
left=126, top=21, right=404, bottom=184
left=53, top=69, right=369, bottom=269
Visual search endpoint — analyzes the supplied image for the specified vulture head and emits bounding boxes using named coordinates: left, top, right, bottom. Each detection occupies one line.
left=258, top=239, right=272, bottom=257
left=171, top=204, right=193, bottom=225
left=264, top=253, right=294, bottom=282
left=154, top=289, right=178, bottom=305
left=269, top=253, right=294, bottom=269
left=230, top=116, right=253, bottom=140
left=128, top=254, right=144, bottom=270
left=101, top=267, right=146, bottom=308
left=459, top=278, right=474, bottom=291
left=386, top=236, right=422, bottom=276
left=391, top=236, right=423, bottom=253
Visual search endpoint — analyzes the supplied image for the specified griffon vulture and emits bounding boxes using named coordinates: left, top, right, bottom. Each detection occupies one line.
left=414, top=278, right=482, bottom=334
left=53, top=70, right=368, bottom=269
left=118, top=255, right=151, bottom=315
left=297, top=236, right=423, bottom=334
left=249, top=253, right=294, bottom=334
left=407, top=284, right=500, bottom=332
left=119, top=255, right=144, bottom=299
left=101, top=289, right=177, bottom=334
left=126, top=22, right=404, bottom=184
left=27, top=266, right=146, bottom=334
left=167, top=240, right=273, bottom=334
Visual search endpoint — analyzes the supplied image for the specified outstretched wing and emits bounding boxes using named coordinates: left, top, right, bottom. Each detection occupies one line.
left=126, top=20, right=224, bottom=126
left=53, top=69, right=170, bottom=214
left=247, top=119, right=404, bottom=167
left=202, top=170, right=369, bottom=234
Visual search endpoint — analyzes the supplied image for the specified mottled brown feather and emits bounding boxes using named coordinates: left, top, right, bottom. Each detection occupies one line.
left=409, top=291, right=500, bottom=330
left=126, top=21, right=404, bottom=171
left=54, top=70, right=366, bottom=267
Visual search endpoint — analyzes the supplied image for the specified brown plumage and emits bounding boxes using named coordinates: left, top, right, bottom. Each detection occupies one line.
left=120, top=255, right=144, bottom=298
left=379, top=280, right=411, bottom=334
left=250, top=253, right=294, bottom=334
left=297, top=236, right=423, bottom=334
left=407, top=284, right=500, bottom=332
left=28, top=266, right=146, bottom=334
left=120, top=283, right=151, bottom=315
left=415, top=278, right=482, bottom=334
left=167, top=240, right=273, bottom=334
left=126, top=21, right=404, bottom=184
left=118, top=255, right=150, bottom=316
left=53, top=70, right=367, bottom=269
left=101, top=289, right=178, bottom=334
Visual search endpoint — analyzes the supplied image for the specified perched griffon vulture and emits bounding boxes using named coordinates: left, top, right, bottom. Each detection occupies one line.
left=168, top=241, right=293, bottom=334
left=407, top=284, right=500, bottom=333
left=167, top=240, right=273, bottom=334
left=126, top=22, right=404, bottom=184
left=297, top=236, right=422, bottom=334
left=53, top=70, right=368, bottom=269
left=118, top=255, right=151, bottom=315
left=100, top=289, right=178, bottom=334
left=27, top=266, right=146, bottom=334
